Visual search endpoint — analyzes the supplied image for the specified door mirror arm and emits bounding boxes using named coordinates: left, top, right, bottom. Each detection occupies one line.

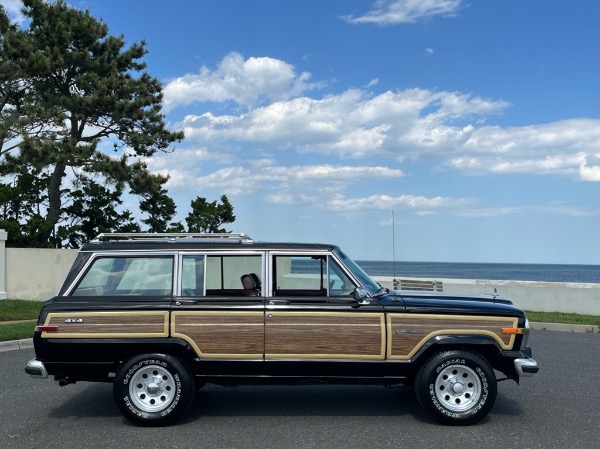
left=353, top=287, right=370, bottom=306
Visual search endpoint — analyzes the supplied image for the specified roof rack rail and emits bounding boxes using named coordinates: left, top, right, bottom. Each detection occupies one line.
left=91, top=232, right=253, bottom=243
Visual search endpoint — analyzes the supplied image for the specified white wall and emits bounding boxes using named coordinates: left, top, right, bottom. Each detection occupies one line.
left=373, top=276, right=600, bottom=315
left=1, top=246, right=598, bottom=315
left=5, top=248, right=78, bottom=301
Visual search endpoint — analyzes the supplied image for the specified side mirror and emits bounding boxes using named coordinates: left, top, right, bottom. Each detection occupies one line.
left=353, top=287, right=370, bottom=305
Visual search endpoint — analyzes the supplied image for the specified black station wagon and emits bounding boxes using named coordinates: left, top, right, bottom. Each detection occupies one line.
left=25, top=233, right=538, bottom=426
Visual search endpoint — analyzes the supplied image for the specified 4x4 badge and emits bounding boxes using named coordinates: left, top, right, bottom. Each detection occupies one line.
left=64, top=318, right=83, bottom=323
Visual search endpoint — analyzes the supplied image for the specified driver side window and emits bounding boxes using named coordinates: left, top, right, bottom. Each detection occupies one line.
left=272, top=255, right=355, bottom=297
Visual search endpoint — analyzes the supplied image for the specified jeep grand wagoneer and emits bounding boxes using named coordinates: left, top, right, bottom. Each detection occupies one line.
left=26, top=233, right=538, bottom=426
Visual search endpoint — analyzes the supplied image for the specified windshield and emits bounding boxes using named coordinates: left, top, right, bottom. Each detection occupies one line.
left=334, top=248, right=384, bottom=296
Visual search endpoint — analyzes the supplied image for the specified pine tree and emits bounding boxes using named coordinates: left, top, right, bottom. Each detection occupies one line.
left=0, top=0, right=183, bottom=245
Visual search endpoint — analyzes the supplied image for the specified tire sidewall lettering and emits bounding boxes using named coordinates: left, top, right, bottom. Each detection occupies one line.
left=113, top=354, right=194, bottom=426
left=123, top=359, right=167, bottom=386
left=416, top=350, right=497, bottom=424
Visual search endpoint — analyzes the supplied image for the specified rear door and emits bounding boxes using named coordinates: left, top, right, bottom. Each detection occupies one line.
left=170, top=252, right=265, bottom=376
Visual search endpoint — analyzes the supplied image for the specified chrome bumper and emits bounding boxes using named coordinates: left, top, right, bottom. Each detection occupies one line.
left=25, top=359, right=48, bottom=379
left=514, top=358, right=539, bottom=377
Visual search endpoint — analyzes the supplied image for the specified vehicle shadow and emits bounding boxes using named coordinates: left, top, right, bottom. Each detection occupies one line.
left=47, top=383, right=120, bottom=419
left=43, top=382, right=519, bottom=425
left=183, top=384, right=425, bottom=422
left=491, top=390, right=525, bottom=417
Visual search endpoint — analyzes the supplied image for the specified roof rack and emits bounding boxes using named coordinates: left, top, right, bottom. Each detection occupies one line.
left=91, top=232, right=253, bottom=243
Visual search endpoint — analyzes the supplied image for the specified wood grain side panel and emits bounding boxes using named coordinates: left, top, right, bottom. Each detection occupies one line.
left=42, top=312, right=169, bottom=338
left=387, top=314, right=518, bottom=360
left=171, top=312, right=264, bottom=359
left=266, top=312, right=385, bottom=359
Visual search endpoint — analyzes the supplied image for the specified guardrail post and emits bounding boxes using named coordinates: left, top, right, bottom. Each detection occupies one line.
left=0, top=229, right=7, bottom=299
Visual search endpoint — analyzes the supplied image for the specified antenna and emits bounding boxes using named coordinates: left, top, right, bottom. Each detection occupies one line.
left=392, top=209, right=397, bottom=282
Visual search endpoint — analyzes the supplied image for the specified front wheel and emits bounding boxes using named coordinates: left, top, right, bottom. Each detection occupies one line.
left=415, top=349, right=497, bottom=425
left=113, top=354, right=195, bottom=426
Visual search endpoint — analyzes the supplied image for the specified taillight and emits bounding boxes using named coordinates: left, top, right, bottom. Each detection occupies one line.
left=36, top=325, right=59, bottom=332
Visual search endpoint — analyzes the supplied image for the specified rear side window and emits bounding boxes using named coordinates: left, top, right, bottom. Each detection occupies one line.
left=205, top=255, right=262, bottom=295
left=72, top=256, right=173, bottom=296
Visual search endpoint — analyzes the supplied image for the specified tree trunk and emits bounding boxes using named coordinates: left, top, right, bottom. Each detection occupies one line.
left=41, top=160, right=67, bottom=243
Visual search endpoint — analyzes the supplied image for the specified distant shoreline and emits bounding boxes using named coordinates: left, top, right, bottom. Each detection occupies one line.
left=356, top=260, right=600, bottom=284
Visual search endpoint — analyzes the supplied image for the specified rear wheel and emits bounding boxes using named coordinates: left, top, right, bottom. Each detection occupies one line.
left=113, top=354, right=195, bottom=426
left=415, top=349, right=497, bottom=425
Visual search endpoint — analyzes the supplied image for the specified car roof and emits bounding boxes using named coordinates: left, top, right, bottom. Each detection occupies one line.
left=80, top=233, right=338, bottom=253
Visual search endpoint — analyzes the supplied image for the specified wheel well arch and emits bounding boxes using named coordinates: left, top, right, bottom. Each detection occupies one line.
left=405, top=334, right=504, bottom=381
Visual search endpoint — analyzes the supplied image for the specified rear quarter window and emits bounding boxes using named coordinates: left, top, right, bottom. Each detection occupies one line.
left=72, top=256, right=173, bottom=296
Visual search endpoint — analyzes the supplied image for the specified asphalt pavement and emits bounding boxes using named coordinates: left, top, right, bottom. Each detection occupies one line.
left=1, top=330, right=599, bottom=449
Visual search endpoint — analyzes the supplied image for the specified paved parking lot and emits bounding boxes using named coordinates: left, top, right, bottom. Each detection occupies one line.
left=2, top=330, right=599, bottom=449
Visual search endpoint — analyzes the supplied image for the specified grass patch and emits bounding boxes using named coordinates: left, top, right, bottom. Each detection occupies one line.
left=0, top=300, right=43, bottom=321
left=525, top=310, right=600, bottom=326
left=0, top=320, right=36, bottom=341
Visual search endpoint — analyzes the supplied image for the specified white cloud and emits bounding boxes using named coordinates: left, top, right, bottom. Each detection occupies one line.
left=327, top=193, right=472, bottom=212
left=447, top=120, right=600, bottom=180
left=0, top=0, right=24, bottom=23
left=157, top=161, right=404, bottom=198
left=343, top=0, right=464, bottom=25
left=180, top=87, right=510, bottom=160
left=579, top=154, right=600, bottom=182
left=163, top=52, right=320, bottom=110
left=175, top=64, right=598, bottom=181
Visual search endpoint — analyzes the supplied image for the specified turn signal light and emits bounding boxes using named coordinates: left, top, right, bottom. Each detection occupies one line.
left=501, top=327, right=523, bottom=335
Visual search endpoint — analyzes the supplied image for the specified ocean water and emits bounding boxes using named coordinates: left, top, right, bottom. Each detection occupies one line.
left=356, top=261, right=600, bottom=284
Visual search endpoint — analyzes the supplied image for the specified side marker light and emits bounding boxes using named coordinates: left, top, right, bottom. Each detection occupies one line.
left=501, top=327, right=523, bottom=335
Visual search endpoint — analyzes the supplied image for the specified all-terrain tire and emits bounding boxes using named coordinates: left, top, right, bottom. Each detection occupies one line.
left=415, top=349, right=497, bottom=425
left=113, top=354, right=195, bottom=426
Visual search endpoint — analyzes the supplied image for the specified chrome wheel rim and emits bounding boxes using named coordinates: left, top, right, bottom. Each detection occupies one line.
left=129, top=364, right=176, bottom=413
left=434, top=364, right=481, bottom=412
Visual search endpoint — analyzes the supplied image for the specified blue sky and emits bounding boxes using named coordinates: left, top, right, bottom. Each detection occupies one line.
left=4, top=0, right=599, bottom=264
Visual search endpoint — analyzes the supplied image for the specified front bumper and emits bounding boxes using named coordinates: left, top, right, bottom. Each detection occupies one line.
left=514, top=357, right=539, bottom=377
left=25, top=359, right=48, bottom=379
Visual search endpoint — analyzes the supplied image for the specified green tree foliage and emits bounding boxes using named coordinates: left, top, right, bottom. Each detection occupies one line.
left=55, top=175, right=141, bottom=248
left=0, top=0, right=183, bottom=245
left=186, top=195, right=236, bottom=233
left=0, top=1, right=236, bottom=246
left=129, top=161, right=179, bottom=233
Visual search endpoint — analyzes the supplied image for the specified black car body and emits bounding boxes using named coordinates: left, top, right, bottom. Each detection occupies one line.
left=25, top=233, right=538, bottom=426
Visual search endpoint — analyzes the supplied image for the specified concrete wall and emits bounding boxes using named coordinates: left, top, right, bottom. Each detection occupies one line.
left=373, top=276, right=600, bottom=315
left=0, top=244, right=598, bottom=315
left=5, top=248, right=78, bottom=300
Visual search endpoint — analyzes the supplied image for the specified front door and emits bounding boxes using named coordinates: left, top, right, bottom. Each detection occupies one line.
left=264, top=253, right=385, bottom=378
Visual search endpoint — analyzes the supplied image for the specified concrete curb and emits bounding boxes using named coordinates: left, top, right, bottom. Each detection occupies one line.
left=530, top=322, right=600, bottom=333
left=0, top=338, right=33, bottom=353
left=1, top=322, right=598, bottom=353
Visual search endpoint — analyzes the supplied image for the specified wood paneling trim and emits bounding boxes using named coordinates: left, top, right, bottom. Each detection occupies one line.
left=386, top=313, right=519, bottom=360
left=266, top=312, right=385, bottom=360
left=42, top=311, right=169, bottom=338
left=171, top=311, right=264, bottom=359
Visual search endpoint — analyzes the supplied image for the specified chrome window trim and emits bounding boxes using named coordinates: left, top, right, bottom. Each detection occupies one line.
left=176, top=251, right=266, bottom=297
left=266, top=250, right=363, bottom=297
